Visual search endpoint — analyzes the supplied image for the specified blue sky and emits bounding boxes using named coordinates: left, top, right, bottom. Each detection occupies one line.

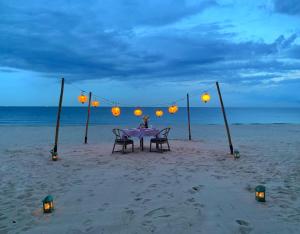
left=0, top=0, right=300, bottom=107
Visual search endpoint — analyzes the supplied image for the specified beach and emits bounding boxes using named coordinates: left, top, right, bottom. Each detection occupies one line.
left=0, top=124, right=299, bottom=233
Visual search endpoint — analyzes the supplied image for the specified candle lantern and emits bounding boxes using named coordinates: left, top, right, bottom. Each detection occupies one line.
left=78, top=92, right=87, bottom=104
left=111, top=106, right=121, bottom=117
left=234, top=150, right=240, bottom=159
left=134, top=108, right=143, bottom=117
left=43, top=195, right=54, bottom=213
left=92, top=100, right=100, bottom=107
left=155, top=109, right=163, bottom=117
left=168, top=105, right=178, bottom=114
left=201, top=92, right=211, bottom=103
left=255, top=185, right=266, bottom=202
left=51, top=151, right=58, bottom=161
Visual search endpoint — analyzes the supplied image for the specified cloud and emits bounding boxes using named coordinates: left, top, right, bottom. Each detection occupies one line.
left=273, top=0, right=300, bottom=15
left=0, top=0, right=299, bottom=88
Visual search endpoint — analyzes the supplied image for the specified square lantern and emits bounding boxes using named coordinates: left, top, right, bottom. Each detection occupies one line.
left=234, top=150, right=240, bottom=159
left=51, top=150, right=58, bottom=161
left=43, top=195, right=54, bottom=213
left=255, top=185, right=266, bottom=202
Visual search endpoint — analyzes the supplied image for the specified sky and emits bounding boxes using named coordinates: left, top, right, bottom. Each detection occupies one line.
left=0, top=0, right=300, bottom=107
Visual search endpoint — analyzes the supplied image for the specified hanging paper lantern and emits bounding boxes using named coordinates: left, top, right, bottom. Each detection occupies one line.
left=134, top=108, right=143, bottom=117
left=78, top=92, right=88, bottom=104
left=111, top=106, right=121, bottom=117
left=155, top=109, right=163, bottom=117
left=168, top=105, right=178, bottom=114
left=92, top=100, right=100, bottom=107
left=43, top=195, right=54, bottom=213
left=201, top=92, right=211, bottom=103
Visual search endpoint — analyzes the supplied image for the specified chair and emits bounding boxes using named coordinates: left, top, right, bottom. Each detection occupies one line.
left=112, top=129, right=134, bottom=154
left=150, top=128, right=171, bottom=153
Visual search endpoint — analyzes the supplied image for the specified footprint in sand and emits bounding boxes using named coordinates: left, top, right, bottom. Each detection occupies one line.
left=188, top=185, right=204, bottom=194
left=142, top=198, right=152, bottom=204
left=236, top=220, right=249, bottom=226
left=144, top=207, right=171, bottom=219
left=194, top=202, right=205, bottom=208
left=186, top=198, right=195, bottom=203
left=148, top=184, right=157, bottom=188
left=83, top=219, right=92, bottom=226
left=236, top=219, right=252, bottom=234
left=121, top=209, right=135, bottom=224
left=141, top=220, right=157, bottom=233
left=134, top=197, right=142, bottom=201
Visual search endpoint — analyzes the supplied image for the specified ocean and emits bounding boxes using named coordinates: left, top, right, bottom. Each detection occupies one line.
left=0, top=107, right=299, bottom=126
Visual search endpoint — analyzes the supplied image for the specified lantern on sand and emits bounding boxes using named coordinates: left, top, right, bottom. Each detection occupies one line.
left=255, top=185, right=266, bottom=202
left=155, top=109, right=163, bottom=117
left=92, top=100, right=100, bottom=107
left=168, top=105, right=178, bottom=114
left=111, top=106, right=121, bottom=117
left=134, top=108, right=143, bottom=117
left=78, top=92, right=88, bottom=104
left=233, top=150, right=240, bottom=159
left=43, top=195, right=54, bottom=213
left=51, top=150, right=58, bottom=161
left=201, top=92, right=211, bottom=103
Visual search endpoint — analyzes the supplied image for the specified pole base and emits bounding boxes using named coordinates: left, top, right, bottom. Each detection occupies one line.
left=51, top=149, right=58, bottom=161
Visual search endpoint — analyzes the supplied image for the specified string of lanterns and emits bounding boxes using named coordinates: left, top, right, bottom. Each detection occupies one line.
left=77, top=91, right=211, bottom=117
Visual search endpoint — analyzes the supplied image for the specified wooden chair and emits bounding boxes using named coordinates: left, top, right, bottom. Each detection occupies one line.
left=112, top=129, right=134, bottom=154
left=150, top=128, right=171, bottom=153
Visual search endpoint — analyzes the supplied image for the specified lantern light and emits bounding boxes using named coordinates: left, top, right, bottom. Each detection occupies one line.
left=134, top=108, right=143, bottom=117
left=168, top=105, right=178, bottom=114
left=92, top=100, right=100, bottom=108
left=111, top=106, right=121, bottom=117
left=43, top=195, right=54, bottom=213
left=51, top=151, right=58, bottom=161
left=155, top=109, right=163, bottom=117
left=78, top=92, right=88, bottom=104
left=234, top=150, right=240, bottom=159
left=255, top=185, right=266, bottom=202
left=201, top=92, right=211, bottom=103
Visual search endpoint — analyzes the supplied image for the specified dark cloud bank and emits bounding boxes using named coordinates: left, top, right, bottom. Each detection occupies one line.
left=0, top=0, right=299, bottom=86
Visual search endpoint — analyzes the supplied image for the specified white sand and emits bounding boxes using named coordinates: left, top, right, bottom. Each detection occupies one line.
left=0, top=124, right=299, bottom=233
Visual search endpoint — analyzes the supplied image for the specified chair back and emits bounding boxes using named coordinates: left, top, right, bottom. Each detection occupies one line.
left=157, top=127, right=170, bottom=138
left=112, top=129, right=122, bottom=139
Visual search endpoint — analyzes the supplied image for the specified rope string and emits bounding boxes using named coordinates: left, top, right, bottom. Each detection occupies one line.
left=66, top=78, right=215, bottom=107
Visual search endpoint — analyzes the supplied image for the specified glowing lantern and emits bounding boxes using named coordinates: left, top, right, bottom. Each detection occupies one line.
left=78, top=92, right=87, bottom=104
left=255, top=185, right=266, bottom=202
left=234, top=150, right=240, bottom=159
left=111, top=106, right=121, bottom=117
left=92, top=100, right=100, bottom=107
left=155, top=109, right=163, bottom=117
left=43, top=195, right=54, bottom=213
left=168, top=105, right=178, bottom=114
left=134, top=108, right=143, bottom=117
left=52, top=151, right=58, bottom=161
left=201, top=92, right=211, bottom=103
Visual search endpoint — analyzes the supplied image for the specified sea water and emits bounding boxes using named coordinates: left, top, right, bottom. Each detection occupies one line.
left=0, top=107, right=299, bottom=126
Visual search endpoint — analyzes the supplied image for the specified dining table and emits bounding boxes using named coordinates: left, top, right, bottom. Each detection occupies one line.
left=121, top=127, right=160, bottom=151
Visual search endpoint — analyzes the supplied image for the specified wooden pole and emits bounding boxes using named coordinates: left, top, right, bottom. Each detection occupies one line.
left=187, top=93, right=192, bottom=140
left=216, top=81, right=233, bottom=154
left=84, top=92, right=92, bottom=144
left=52, top=78, right=64, bottom=160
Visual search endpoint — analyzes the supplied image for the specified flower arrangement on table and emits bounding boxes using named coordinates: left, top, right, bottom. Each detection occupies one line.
left=139, top=115, right=150, bottom=128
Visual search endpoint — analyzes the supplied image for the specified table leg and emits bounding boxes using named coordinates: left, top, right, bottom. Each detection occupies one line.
left=140, top=138, right=144, bottom=151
